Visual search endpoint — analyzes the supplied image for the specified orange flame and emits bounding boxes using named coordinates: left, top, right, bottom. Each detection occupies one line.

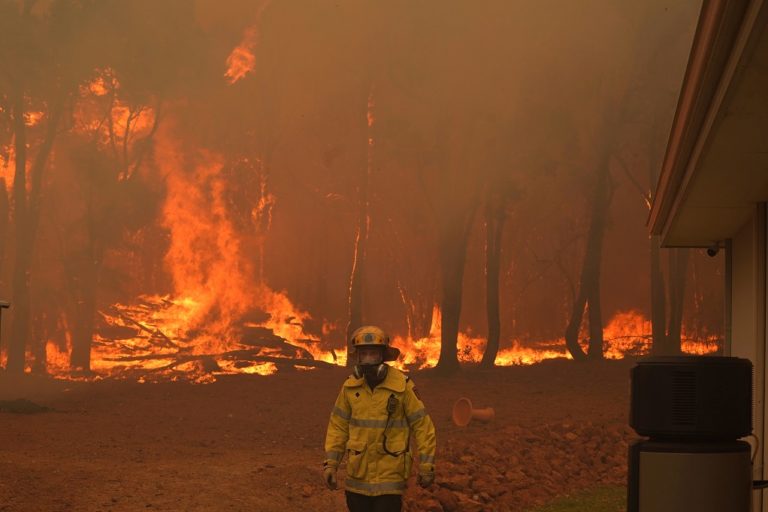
left=225, top=39, right=256, bottom=84
left=75, top=134, right=337, bottom=382
left=74, top=70, right=156, bottom=171
left=223, top=1, right=272, bottom=84
left=24, top=111, right=44, bottom=126
left=29, top=116, right=719, bottom=382
left=0, top=145, right=15, bottom=192
left=390, top=307, right=720, bottom=369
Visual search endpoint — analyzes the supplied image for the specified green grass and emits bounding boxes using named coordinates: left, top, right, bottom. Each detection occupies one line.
left=526, top=486, right=625, bottom=512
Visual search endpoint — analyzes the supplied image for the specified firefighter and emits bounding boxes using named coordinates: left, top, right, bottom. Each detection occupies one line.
left=323, top=325, right=436, bottom=512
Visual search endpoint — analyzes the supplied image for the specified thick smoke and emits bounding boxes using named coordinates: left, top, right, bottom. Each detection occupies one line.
left=0, top=0, right=719, bottom=374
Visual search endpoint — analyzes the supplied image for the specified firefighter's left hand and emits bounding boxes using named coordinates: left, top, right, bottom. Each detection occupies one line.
left=323, top=466, right=338, bottom=490
left=417, top=471, right=435, bottom=488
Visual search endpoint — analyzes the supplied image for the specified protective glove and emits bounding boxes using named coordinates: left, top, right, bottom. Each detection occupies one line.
left=417, top=471, right=435, bottom=488
left=323, top=466, right=338, bottom=490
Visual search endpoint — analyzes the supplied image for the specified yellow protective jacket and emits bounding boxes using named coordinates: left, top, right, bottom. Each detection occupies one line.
left=324, top=366, right=436, bottom=496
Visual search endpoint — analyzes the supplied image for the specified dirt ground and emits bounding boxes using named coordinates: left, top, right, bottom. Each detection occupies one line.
left=0, top=359, right=637, bottom=512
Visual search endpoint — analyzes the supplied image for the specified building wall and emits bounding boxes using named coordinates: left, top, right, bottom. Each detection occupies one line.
left=728, top=204, right=767, bottom=512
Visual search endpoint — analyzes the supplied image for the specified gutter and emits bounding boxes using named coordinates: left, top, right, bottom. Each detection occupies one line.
left=648, top=0, right=750, bottom=237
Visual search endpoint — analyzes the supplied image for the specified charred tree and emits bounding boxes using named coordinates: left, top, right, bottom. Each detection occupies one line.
left=0, top=181, right=8, bottom=279
left=69, top=98, right=163, bottom=372
left=650, top=235, right=667, bottom=352
left=6, top=88, right=27, bottom=374
left=564, top=154, right=611, bottom=361
left=345, top=88, right=374, bottom=364
left=666, top=249, right=689, bottom=352
left=69, top=204, right=100, bottom=373
left=346, top=209, right=368, bottom=357
left=481, top=188, right=507, bottom=368
left=649, top=243, right=688, bottom=356
left=7, top=89, right=62, bottom=373
left=435, top=202, right=477, bottom=374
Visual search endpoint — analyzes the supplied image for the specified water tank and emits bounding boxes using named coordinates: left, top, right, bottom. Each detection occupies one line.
left=627, top=440, right=752, bottom=512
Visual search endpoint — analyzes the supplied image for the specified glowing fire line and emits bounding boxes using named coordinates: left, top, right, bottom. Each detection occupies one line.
left=38, top=303, right=721, bottom=383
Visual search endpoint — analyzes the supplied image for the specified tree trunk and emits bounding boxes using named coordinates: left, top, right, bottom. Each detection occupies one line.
left=345, top=88, right=373, bottom=365
left=564, top=155, right=611, bottom=361
left=7, top=87, right=29, bottom=373
left=564, top=291, right=589, bottom=360
left=70, top=280, right=96, bottom=372
left=7, top=92, right=63, bottom=373
left=481, top=191, right=506, bottom=368
left=650, top=235, right=669, bottom=354
left=29, top=310, right=48, bottom=374
left=346, top=220, right=367, bottom=354
left=587, top=287, right=604, bottom=359
left=396, top=281, right=433, bottom=340
left=436, top=203, right=477, bottom=374
left=666, top=248, right=689, bottom=353
left=71, top=216, right=99, bottom=372
left=0, top=182, right=9, bottom=280
left=412, top=298, right=434, bottom=339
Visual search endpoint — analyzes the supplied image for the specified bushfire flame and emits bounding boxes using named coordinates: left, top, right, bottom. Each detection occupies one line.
left=67, top=301, right=719, bottom=383
left=389, top=307, right=719, bottom=370
left=25, top=102, right=719, bottom=383
left=224, top=36, right=256, bottom=85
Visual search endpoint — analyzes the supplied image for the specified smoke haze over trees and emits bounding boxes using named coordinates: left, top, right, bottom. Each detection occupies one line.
left=0, top=0, right=723, bottom=374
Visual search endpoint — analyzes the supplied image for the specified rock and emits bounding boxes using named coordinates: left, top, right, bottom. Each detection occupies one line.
left=470, top=477, right=496, bottom=496
left=421, top=498, right=443, bottom=512
left=0, top=399, right=50, bottom=414
left=440, top=474, right=471, bottom=491
left=434, top=488, right=459, bottom=512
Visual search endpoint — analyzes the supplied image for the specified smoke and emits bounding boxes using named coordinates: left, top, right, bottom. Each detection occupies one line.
left=0, top=0, right=719, bottom=373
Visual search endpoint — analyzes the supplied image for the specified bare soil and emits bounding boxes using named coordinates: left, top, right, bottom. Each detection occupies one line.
left=0, top=359, right=637, bottom=512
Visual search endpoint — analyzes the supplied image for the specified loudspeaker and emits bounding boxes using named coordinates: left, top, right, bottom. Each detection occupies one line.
left=630, top=356, right=752, bottom=441
left=451, top=397, right=495, bottom=427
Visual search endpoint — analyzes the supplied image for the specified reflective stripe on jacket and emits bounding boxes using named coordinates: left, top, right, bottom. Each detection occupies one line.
left=323, top=366, right=437, bottom=496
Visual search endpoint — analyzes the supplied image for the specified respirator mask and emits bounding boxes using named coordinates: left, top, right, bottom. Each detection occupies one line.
left=353, top=346, right=388, bottom=381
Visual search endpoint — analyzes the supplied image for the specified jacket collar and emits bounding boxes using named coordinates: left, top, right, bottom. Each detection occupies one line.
left=343, top=365, right=407, bottom=393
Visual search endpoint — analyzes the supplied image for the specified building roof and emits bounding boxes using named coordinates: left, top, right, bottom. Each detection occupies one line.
left=649, top=0, right=768, bottom=246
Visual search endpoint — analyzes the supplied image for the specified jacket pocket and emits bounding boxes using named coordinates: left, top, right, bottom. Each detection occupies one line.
left=377, top=437, right=412, bottom=480
left=345, top=439, right=367, bottom=480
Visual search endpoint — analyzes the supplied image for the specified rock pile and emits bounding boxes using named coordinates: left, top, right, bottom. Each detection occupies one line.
left=404, top=421, right=638, bottom=512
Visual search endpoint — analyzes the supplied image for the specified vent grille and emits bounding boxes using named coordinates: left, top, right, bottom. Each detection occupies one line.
left=672, top=370, right=696, bottom=426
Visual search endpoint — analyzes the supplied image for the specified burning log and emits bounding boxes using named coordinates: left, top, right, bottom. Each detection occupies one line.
left=101, top=348, right=336, bottom=370
left=112, top=312, right=180, bottom=350
left=240, top=325, right=314, bottom=359
left=94, top=322, right=140, bottom=341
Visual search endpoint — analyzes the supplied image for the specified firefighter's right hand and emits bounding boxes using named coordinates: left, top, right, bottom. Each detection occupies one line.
left=323, top=466, right=338, bottom=490
left=417, top=471, right=435, bottom=488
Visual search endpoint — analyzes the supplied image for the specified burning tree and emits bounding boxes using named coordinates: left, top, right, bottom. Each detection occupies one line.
left=0, top=0, right=719, bottom=381
left=0, top=0, right=99, bottom=373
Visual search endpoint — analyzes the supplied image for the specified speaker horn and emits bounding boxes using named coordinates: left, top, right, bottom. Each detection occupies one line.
left=451, top=397, right=495, bottom=427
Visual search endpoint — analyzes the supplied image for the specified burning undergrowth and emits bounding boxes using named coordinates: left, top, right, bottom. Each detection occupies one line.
left=46, top=298, right=719, bottom=384
left=0, top=2, right=719, bottom=385
left=35, top=129, right=720, bottom=383
left=41, top=128, right=340, bottom=383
